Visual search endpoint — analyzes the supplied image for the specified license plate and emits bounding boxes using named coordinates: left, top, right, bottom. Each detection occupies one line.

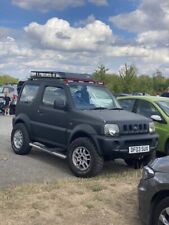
left=129, top=145, right=150, bottom=154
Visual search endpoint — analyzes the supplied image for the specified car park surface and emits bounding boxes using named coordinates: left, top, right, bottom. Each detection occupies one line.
left=118, top=96, right=169, bottom=154
left=0, top=116, right=72, bottom=187
left=138, top=156, right=169, bottom=225
left=0, top=115, right=136, bottom=187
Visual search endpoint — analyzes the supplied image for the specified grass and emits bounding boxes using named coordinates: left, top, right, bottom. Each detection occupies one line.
left=0, top=168, right=142, bottom=225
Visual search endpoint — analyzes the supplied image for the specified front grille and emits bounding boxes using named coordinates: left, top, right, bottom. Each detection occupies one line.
left=121, top=123, right=148, bottom=135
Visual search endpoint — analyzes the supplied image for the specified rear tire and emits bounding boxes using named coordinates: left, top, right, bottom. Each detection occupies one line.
left=68, top=137, right=104, bottom=177
left=125, top=151, right=156, bottom=169
left=165, top=141, right=169, bottom=155
left=11, top=123, right=31, bottom=155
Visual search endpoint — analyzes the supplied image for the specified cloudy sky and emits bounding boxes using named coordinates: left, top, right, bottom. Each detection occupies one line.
left=0, top=0, right=169, bottom=78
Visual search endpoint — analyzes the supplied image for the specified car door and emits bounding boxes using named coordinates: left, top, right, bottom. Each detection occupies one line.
left=135, top=100, right=166, bottom=149
left=33, top=85, right=68, bottom=148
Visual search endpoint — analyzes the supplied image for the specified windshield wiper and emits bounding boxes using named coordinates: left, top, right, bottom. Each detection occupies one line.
left=110, top=107, right=123, bottom=110
left=90, top=107, right=108, bottom=110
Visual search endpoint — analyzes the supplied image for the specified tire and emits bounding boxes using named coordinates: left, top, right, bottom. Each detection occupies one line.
left=10, top=105, right=15, bottom=115
left=143, top=151, right=156, bottom=166
left=125, top=152, right=156, bottom=169
left=11, top=123, right=31, bottom=155
left=165, top=141, right=169, bottom=155
left=125, top=159, right=135, bottom=167
left=68, top=137, right=104, bottom=178
left=151, top=197, right=169, bottom=225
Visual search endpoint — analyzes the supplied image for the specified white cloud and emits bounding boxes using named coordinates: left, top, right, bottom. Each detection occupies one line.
left=109, top=0, right=169, bottom=71
left=75, top=14, right=96, bottom=26
left=137, top=30, right=169, bottom=47
left=88, top=0, right=108, bottom=6
left=12, top=0, right=108, bottom=11
left=24, top=18, right=115, bottom=52
left=109, top=0, right=169, bottom=32
left=0, top=14, right=169, bottom=78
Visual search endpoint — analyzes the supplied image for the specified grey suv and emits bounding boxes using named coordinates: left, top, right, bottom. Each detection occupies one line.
left=138, top=156, right=169, bottom=225
left=11, top=71, right=158, bottom=177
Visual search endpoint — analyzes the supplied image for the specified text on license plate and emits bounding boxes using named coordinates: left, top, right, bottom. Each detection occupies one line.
left=129, top=145, right=150, bottom=154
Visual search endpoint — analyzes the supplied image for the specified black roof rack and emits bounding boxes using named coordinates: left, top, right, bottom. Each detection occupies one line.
left=31, top=71, right=92, bottom=80
left=30, top=71, right=104, bottom=85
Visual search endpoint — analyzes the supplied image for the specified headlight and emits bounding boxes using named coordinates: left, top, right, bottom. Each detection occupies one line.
left=149, top=122, right=156, bottom=133
left=104, top=124, right=119, bottom=136
left=142, top=166, right=155, bottom=180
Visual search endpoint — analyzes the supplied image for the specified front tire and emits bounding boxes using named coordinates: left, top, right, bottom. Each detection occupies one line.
left=68, top=137, right=104, bottom=177
left=11, top=123, right=31, bottom=155
left=152, top=197, right=169, bottom=225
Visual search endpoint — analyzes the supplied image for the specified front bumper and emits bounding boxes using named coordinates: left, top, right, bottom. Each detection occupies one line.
left=96, top=133, right=158, bottom=159
left=138, top=178, right=154, bottom=225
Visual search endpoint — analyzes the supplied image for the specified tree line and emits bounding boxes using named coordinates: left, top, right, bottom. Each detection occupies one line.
left=93, top=64, right=169, bottom=95
left=0, top=65, right=169, bottom=95
left=0, top=75, right=18, bottom=85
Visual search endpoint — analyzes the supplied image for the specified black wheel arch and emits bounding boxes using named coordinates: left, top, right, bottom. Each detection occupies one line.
left=150, top=190, right=169, bottom=224
left=68, top=124, right=102, bottom=156
left=13, top=114, right=32, bottom=139
left=151, top=190, right=169, bottom=206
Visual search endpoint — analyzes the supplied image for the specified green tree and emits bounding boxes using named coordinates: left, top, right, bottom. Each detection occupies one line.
left=0, top=75, right=18, bottom=85
left=152, top=70, right=167, bottom=94
left=119, top=64, right=137, bottom=93
left=93, top=65, right=109, bottom=82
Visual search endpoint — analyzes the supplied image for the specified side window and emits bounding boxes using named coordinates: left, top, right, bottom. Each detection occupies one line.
left=118, top=99, right=135, bottom=112
left=136, top=100, right=160, bottom=118
left=42, top=86, right=66, bottom=107
left=20, top=85, right=39, bottom=103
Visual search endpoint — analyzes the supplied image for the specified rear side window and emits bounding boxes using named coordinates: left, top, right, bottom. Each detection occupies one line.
left=42, top=86, right=66, bottom=106
left=118, top=99, right=135, bottom=112
left=136, top=100, right=160, bottom=118
left=20, top=84, right=39, bottom=103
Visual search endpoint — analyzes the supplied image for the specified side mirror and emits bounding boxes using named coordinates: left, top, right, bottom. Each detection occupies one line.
left=151, top=115, right=162, bottom=122
left=53, top=98, right=66, bottom=110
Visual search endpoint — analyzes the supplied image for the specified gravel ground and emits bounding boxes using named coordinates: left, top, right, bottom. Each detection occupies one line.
left=0, top=116, right=72, bottom=187
left=0, top=115, right=130, bottom=187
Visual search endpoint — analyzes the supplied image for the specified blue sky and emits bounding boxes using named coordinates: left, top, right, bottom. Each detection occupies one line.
left=0, top=0, right=169, bottom=78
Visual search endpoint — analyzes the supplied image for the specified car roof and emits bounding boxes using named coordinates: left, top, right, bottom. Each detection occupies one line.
left=117, top=95, right=169, bottom=103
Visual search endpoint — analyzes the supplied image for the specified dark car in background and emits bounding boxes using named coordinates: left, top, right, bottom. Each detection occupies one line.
left=138, top=156, right=169, bottom=225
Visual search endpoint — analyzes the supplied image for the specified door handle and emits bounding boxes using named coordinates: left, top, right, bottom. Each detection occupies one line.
left=37, top=109, right=44, bottom=115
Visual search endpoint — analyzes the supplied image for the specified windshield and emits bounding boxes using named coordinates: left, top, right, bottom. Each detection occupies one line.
left=157, top=101, right=169, bottom=116
left=69, top=83, right=121, bottom=110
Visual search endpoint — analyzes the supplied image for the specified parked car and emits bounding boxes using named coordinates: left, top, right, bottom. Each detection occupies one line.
left=138, top=156, right=169, bottom=225
left=11, top=71, right=158, bottom=177
left=0, top=96, right=5, bottom=113
left=118, top=96, right=169, bottom=155
left=0, top=85, right=18, bottom=114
